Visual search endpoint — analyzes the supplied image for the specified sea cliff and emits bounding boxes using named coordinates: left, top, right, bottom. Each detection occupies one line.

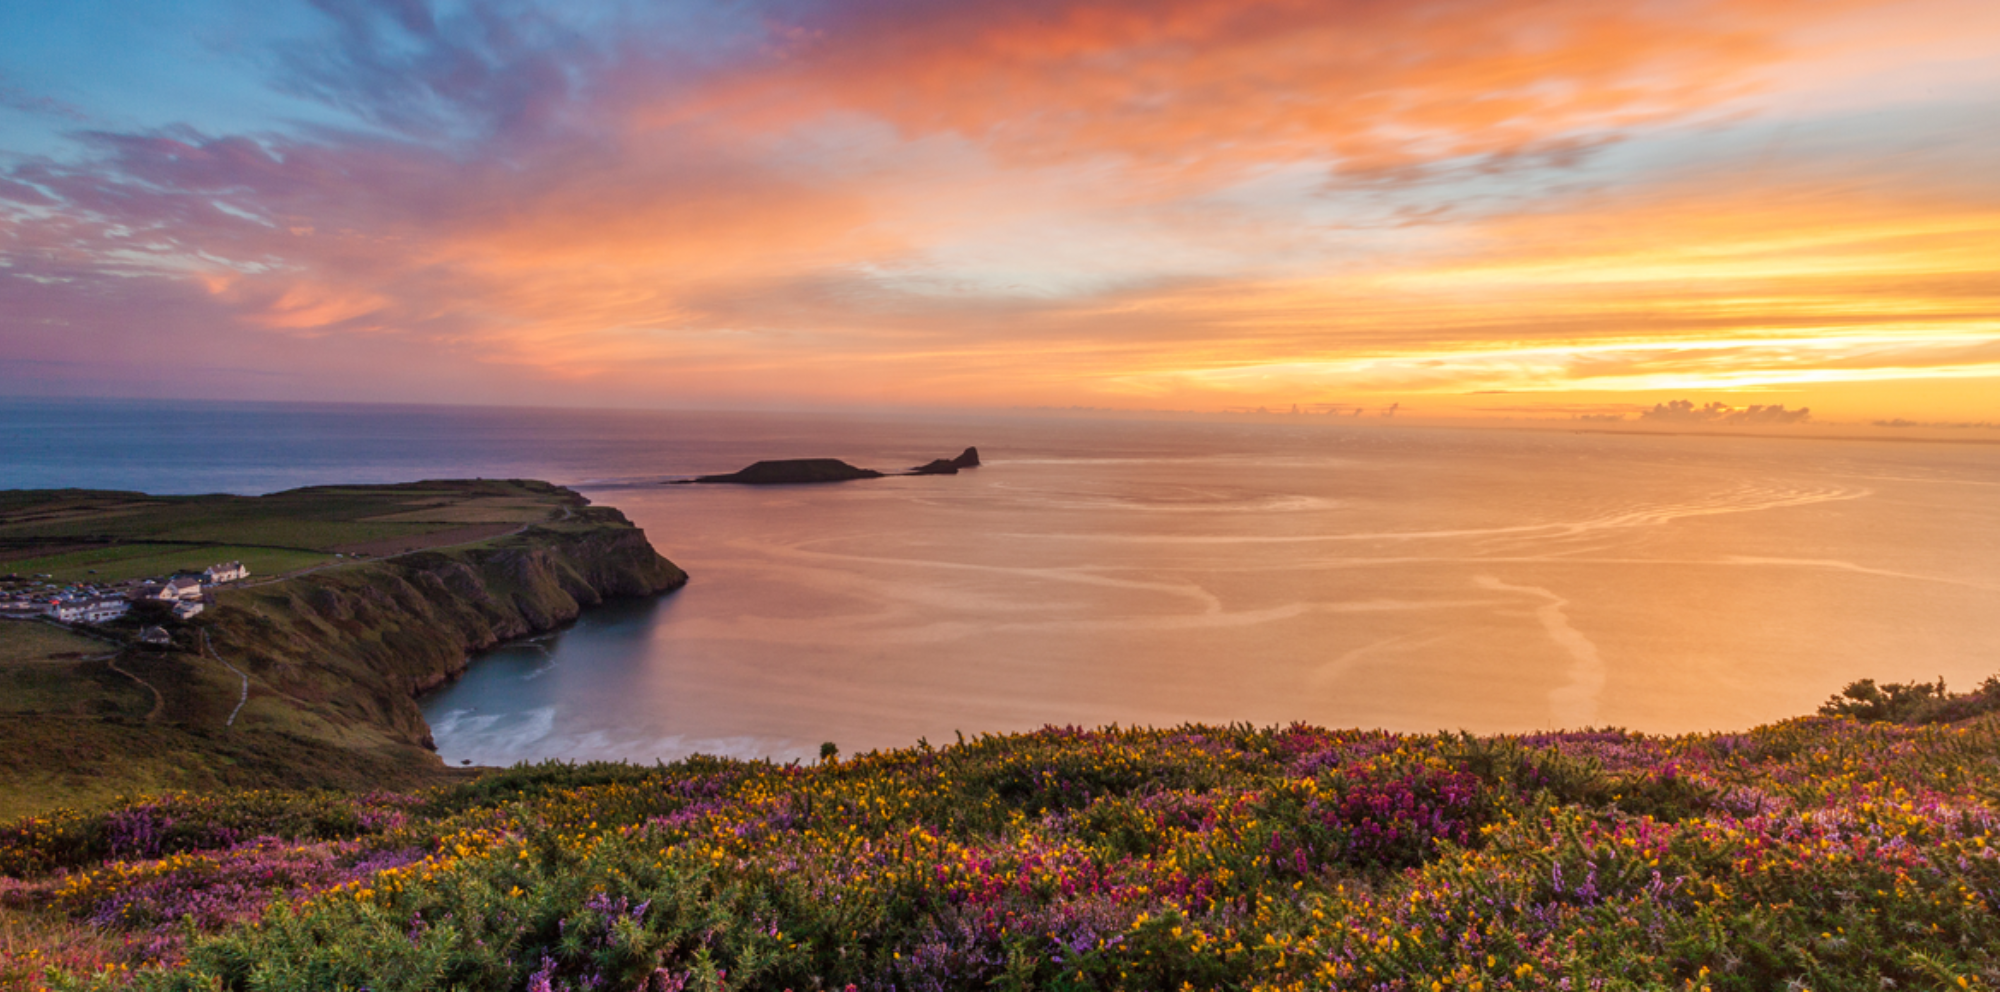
left=205, top=504, right=686, bottom=754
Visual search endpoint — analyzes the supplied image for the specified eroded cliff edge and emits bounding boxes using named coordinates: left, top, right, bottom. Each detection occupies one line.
left=204, top=503, right=687, bottom=759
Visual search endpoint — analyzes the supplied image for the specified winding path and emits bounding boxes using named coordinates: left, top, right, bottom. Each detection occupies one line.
left=105, top=655, right=164, bottom=722
left=202, top=628, right=250, bottom=728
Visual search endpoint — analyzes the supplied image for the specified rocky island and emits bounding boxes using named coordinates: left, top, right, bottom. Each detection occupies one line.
left=684, top=458, right=885, bottom=485
left=676, top=446, right=980, bottom=485
left=911, top=446, right=982, bottom=475
left=0, top=480, right=685, bottom=817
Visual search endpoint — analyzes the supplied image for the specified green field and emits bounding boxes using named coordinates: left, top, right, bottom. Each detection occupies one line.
left=0, top=623, right=109, bottom=665
left=2, top=544, right=333, bottom=583
left=0, top=479, right=578, bottom=571
left=358, top=496, right=557, bottom=524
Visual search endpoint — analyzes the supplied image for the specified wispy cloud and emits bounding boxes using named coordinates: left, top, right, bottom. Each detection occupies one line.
left=0, top=0, right=1995, bottom=416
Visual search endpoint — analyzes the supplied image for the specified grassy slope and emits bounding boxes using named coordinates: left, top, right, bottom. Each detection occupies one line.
left=0, top=480, right=573, bottom=568
left=0, top=623, right=108, bottom=665
left=3, top=546, right=333, bottom=585
left=0, top=481, right=687, bottom=821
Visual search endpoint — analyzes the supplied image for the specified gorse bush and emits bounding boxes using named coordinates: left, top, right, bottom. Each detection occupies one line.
left=1820, top=674, right=2000, bottom=725
left=5, top=707, right=2000, bottom=991
left=0, top=790, right=424, bottom=876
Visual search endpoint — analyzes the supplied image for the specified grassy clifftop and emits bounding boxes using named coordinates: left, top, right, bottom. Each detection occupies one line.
left=0, top=481, right=686, bottom=819
left=204, top=501, right=687, bottom=755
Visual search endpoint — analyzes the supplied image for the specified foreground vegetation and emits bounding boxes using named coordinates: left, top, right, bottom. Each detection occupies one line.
left=6, top=682, right=2000, bottom=991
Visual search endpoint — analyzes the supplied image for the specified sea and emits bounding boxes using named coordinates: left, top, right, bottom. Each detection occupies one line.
left=4, top=397, right=1997, bottom=765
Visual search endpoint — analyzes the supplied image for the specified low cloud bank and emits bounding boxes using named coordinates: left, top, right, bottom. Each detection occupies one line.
left=1641, top=400, right=1811, bottom=425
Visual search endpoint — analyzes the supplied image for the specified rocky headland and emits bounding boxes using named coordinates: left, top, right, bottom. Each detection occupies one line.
left=910, top=447, right=982, bottom=475
left=204, top=502, right=686, bottom=757
left=0, top=481, right=686, bottom=816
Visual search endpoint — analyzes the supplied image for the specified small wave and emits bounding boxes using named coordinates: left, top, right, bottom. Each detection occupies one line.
left=984, top=485, right=1339, bottom=514
left=991, top=482, right=1868, bottom=546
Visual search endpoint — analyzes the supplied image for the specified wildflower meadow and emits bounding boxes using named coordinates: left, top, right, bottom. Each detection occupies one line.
left=6, top=700, right=2000, bottom=990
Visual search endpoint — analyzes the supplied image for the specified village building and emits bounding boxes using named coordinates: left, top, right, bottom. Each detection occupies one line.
left=172, top=600, right=205, bottom=619
left=88, top=597, right=132, bottom=622
left=131, top=576, right=206, bottom=602
left=50, top=597, right=129, bottom=624
left=204, top=561, right=249, bottom=584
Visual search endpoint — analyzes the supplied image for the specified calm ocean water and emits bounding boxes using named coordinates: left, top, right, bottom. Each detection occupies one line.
left=5, top=397, right=1997, bottom=764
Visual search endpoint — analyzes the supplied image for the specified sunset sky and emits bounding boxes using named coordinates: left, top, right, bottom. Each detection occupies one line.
left=2, top=0, right=1997, bottom=421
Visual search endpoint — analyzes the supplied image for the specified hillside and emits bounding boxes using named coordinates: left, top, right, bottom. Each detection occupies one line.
left=4, top=702, right=1999, bottom=991
left=0, top=480, right=687, bottom=819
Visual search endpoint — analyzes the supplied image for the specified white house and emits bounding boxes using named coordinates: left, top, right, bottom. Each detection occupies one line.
left=171, top=600, right=205, bottom=619
left=85, top=597, right=131, bottom=623
left=130, top=576, right=203, bottom=602
left=51, top=597, right=129, bottom=624
left=204, top=561, right=249, bottom=584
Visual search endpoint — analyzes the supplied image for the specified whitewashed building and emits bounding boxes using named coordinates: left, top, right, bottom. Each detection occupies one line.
left=51, top=597, right=129, bottom=624
left=204, top=561, right=249, bottom=584
left=131, top=576, right=203, bottom=602
left=171, top=600, right=205, bottom=619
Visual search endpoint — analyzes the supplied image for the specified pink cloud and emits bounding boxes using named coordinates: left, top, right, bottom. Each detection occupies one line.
left=2, top=0, right=1996, bottom=417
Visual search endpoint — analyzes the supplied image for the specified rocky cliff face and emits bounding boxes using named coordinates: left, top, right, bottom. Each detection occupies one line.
left=204, top=505, right=686, bottom=758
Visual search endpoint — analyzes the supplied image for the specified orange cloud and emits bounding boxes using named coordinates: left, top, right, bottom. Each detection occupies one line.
left=676, top=0, right=1857, bottom=180
left=5, top=0, right=1997, bottom=420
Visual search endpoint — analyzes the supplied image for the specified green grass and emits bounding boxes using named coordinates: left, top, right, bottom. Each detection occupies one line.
left=0, top=657, right=148, bottom=720
left=138, top=519, right=452, bottom=551
left=0, top=623, right=108, bottom=664
left=356, top=497, right=557, bottom=525
left=0, top=481, right=577, bottom=554
left=2, top=545, right=334, bottom=584
left=0, top=716, right=460, bottom=823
